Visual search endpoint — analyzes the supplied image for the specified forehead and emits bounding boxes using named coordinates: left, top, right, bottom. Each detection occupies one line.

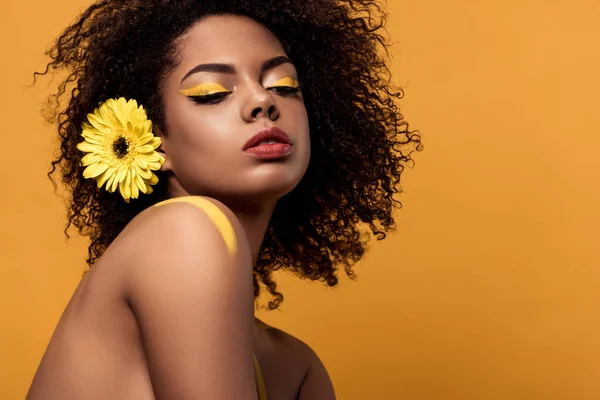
left=176, top=14, right=287, bottom=67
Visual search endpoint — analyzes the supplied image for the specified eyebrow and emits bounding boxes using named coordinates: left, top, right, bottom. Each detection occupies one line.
left=181, top=55, right=293, bottom=83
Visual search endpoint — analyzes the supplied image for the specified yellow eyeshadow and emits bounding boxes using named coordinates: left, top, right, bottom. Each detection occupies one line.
left=179, top=82, right=230, bottom=96
left=268, top=77, right=299, bottom=88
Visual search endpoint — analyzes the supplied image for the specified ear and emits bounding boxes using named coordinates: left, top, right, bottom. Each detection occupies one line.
left=154, top=125, right=173, bottom=173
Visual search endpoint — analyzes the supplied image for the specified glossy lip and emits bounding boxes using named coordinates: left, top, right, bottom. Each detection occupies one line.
left=242, top=127, right=293, bottom=151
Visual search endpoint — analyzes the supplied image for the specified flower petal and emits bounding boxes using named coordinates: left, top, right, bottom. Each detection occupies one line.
left=83, top=162, right=108, bottom=179
left=97, top=104, right=113, bottom=128
left=104, top=175, right=115, bottom=192
left=134, top=119, right=151, bottom=137
left=136, top=144, right=155, bottom=153
left=127, top=120, right=135, bottom=135
left=77, top=141, right=100, bottom=153
left=133, top=171, right=146, bottom=192
left=134, top=156, right=148, bottom=170
left=97, top=167, right=114, bottom=188
left=116, top=167, right=128, bottom=184
left=81, top=153, right=103, bottom=166
left=142, top=152, right=162, bottom=163
left=146, top=161, right=162, bottom=171
left=114, top=98, right=129, bottom=127
left=130, top=175, right=140, bottom=199
left=119, top=179, right=131, bottom=200
left=146, top=172, right=159, bottom=186
left=125, top=168, right=132, bottom=187
left=81, top=130, right=104, bottom=145
left=110, top=173, right=120, bottom=192
left=150, top=137, right=161, bottom=149
left=135, top=165, right=152, bottom=179
left=137, top=133, right=154, bottom=146
left=87, top=113, right=112, bottom=133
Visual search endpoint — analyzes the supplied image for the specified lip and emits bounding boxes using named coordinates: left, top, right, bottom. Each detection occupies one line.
left=242, top=127, right=293, bottom=151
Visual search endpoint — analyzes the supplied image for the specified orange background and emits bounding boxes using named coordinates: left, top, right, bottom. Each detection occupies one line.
left=2, top=1, right=599, bottom=399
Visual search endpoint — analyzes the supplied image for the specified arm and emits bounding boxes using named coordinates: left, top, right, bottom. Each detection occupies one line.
left=115, top=200, right=256, bottom=399
left=297, top=347, right=336, bottom=400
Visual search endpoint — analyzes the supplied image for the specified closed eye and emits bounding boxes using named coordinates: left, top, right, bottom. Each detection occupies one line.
left=188, top=92, right=229, bottom=105
left=186, top=78, right=302, bottom=105
left=180, top=82, right=231, bottom=104
left=268, top=85, right=302, bottom=96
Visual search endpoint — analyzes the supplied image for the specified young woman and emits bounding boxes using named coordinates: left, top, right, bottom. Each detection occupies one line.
left=27, top=0, right=422, bottom=398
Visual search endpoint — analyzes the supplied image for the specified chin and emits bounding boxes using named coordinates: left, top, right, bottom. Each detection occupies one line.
left=253, top=173, right=304, bottom=199
left=231, top=162, right=307, bottom=203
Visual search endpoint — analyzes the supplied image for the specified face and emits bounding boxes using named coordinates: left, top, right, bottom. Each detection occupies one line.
left=159, top=14, right=311, bottom=207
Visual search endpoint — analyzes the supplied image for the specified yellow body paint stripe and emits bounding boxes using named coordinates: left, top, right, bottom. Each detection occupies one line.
left=154, top=196, right=238, bottom=257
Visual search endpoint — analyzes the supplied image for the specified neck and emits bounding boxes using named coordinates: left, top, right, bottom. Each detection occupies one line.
left=228, top=202, right=275, bottom=265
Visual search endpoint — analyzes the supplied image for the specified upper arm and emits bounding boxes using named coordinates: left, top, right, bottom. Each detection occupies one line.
left=297, top=346, right=336, bottom=400
left=115, top=200, right=256, bottom=399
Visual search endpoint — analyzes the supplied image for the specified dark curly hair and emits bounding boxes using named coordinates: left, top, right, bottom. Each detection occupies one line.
left=37, top=0, right=422, bottom=309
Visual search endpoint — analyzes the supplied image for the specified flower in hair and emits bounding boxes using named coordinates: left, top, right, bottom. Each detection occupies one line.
left=76, top=97, right=165, bottom=201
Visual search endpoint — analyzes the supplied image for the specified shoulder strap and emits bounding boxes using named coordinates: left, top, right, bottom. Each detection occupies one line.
left=153, top=196, right=238, bottom=257
left=254, top=353, right=268, bottom=400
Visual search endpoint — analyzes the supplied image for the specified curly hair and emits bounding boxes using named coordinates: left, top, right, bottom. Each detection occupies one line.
left=37, top=0, right=422, bottom=309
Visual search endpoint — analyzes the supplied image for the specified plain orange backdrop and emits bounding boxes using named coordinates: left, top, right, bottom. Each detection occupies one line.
left=1, top=1, right=600, bottom=399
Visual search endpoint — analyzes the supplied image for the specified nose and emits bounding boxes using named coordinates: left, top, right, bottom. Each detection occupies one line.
left=241, top=84, right=280, bottom=123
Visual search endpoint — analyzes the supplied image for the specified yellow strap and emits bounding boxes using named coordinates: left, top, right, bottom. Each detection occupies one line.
left=253, top=353, right=268, bottom=400
left=153, top=196, right=238, bottom=257
left=254, top=319, right=269, bottom=399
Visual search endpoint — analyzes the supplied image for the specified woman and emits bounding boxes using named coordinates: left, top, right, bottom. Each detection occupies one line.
left=27, top=0, right=422, bottom=398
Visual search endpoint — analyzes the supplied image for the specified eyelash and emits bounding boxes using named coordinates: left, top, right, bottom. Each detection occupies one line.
left=188, top=85, right=302, bottom=105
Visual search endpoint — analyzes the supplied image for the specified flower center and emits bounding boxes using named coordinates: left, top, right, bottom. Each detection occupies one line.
left=112, top=136, right=130, bottom=159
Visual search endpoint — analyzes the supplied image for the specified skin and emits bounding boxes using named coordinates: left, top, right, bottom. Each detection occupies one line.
left=27, top=14, right=335, bottom=400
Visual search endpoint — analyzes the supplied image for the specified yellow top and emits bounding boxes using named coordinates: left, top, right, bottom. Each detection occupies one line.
left=153, top=196, right=267, bottom=400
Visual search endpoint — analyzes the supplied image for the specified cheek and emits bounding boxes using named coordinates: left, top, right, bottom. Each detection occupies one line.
left=166, top=102, right=236, bottom=156
left=298, top=108, right=311, bottom=148
left=295, top=110, right=311, bottom=174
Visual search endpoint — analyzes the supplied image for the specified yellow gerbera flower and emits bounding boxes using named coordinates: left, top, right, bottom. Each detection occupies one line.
left=76, top=97, right=165, bottom=201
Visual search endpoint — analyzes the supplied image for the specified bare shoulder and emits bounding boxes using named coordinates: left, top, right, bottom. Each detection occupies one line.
left=262, top=324, right=336, bottom=400
left=99, top=196, right=257, bottom=399
left=126, top=195, right=244, bottom=244
left=108, top=196, right=248, bottom=270
left=112, top=195, right=253, bottom=305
